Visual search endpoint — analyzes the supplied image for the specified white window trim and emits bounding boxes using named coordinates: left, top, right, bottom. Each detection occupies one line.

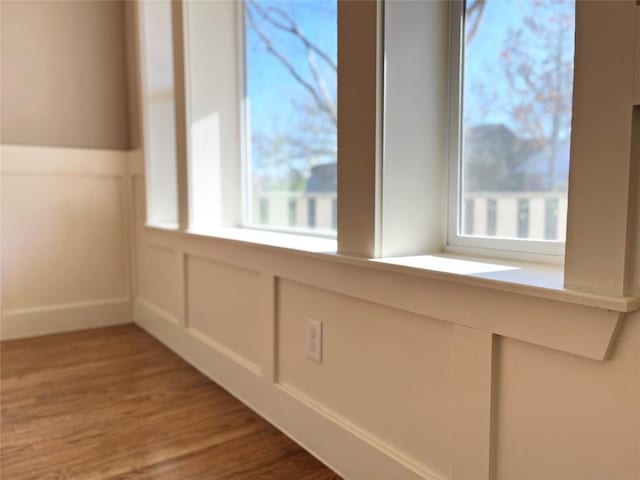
left=444, top=0, right=566, bottom=262
left=237, top=0, right=252, bottom=230
left=137, top=0, right=638, bottom=302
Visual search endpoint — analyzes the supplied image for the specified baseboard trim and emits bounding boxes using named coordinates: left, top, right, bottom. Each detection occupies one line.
left=1, top=298, right=131, bottom=340
left=136, top=298, right=180, bottom=326
left=134, top=298, right=437, bottom=480
left=277, top=382, right=440, bottom=480
left=135, top=299, right=265, bottom=379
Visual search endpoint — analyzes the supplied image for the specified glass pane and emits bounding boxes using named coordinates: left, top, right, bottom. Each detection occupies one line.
left=460, top=0, right=575, bottom=242
left=244, top=0, right=337, bottom=234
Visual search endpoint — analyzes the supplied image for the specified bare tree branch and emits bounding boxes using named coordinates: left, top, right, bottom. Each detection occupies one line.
left=466, top=0, right=487, bottom=42
left=250, top=0, right=337, bottom=72
left=246, top=2, right=337, bottom=126
left=305, top=47, right=338, bottom=122
left=246, top=0, right=337, bottom=186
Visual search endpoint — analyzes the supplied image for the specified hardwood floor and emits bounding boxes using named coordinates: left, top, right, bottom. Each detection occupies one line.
left=0, top=325, right=341, bottom=480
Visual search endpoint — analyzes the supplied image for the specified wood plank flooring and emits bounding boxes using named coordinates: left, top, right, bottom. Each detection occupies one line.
left=0, top=325, right=341, bottom=479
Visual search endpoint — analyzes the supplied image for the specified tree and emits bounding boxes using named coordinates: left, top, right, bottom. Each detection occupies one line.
left=245, top=0, right=337, bottom=191
left=463, top=0, right=574, bottom=192
left=466, top=0, right=487, bottom=43
left=500, top=0, right=574, bottom=190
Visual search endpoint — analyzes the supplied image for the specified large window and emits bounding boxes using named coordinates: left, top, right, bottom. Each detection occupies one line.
left=243, top=0, right=337, bottom=235
left=449, top=0, right=575, bottom=256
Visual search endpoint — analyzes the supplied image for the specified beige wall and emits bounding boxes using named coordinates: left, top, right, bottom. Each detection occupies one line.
left=0, top=1, right=136, bottom=337
left=124, top=1, right=141, bottom=149
left=0, top=0, right=131, bottom=149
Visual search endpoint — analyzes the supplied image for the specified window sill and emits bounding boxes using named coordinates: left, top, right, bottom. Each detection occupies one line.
left=369, top=254, right=638, bottom=313
left=143, top=224, right=638, bottom=314
left=184, top=225, right=337, bottom=253
left=142, top=223, right=637, bottom=360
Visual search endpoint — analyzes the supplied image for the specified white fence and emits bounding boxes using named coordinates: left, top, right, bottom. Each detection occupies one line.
left=462, top=192, right=567, bottom=241
left=254, top=191, right=567, bottom=241
left=252, top=191, right=337, bottom=231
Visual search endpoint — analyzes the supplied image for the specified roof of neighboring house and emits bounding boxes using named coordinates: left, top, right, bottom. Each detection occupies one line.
left=306, top=162, right=337, bottom=193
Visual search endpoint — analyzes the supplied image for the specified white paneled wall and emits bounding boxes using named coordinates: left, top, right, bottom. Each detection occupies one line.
left=277, top=280, right=453, bottom=476
left=0, top=145, right=133, bottom=339
left=132, top=150, right=639, bottom=480
left=5, top=144, right=636, bottom=479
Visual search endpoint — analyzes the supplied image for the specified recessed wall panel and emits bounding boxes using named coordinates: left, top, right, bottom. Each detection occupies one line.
left=277, top=280, right=453, bottom=477
left=494, top=312, right=640, bottom=480
left=137, top=243, right=179, bottom=319
left=186, top=256, right=261, bottom=369
left=1, top=175, right=127, bottom=310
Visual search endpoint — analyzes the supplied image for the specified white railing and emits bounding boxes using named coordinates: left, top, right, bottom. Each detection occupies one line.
left=463, top=191, right=567, bottom=241
left=253, top=191, right=337, bottom=231
left=254, top=191, right=567, bottom=241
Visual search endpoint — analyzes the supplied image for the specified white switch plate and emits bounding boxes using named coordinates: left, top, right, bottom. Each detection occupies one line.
left=305, top=317, right=323, bottom=363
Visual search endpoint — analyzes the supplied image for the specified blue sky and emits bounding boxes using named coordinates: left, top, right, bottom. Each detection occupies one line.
left=245, top=0, right=336, bottom=147
left=244, top=0, right=575, bottom=179
left=464, top=0, right=525, bottom=126
left=464, top=0, right=575, bottom=134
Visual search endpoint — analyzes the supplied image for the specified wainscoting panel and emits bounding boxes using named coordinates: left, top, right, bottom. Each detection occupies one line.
left=136, top=242, right=180, bottom=321
left=186, top=255, right=262, bottom=372
left=1, top=145, right=132, bottom=340
left=493, top=316, right=640, bottom=480
left=134, top=296, right=428, bottom=480
left=277, top=280, right=453, bottom=478
left=133, top=223, right=640, bottom=480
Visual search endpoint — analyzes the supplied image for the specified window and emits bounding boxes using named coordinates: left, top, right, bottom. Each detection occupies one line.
left=242, top=0, right=337, bottom=235
left=448, top=0, right=575, bottom=256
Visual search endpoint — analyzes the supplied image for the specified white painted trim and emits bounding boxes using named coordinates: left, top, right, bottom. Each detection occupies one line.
left=144, top=224, right=638, bottom=314
left=181, top=0, right=243, bottom=230
left=381, top=0, right=449, bottom=257
left=563, top=2, right=637, bottom=296
left=136, top=0, right=180, bottom=227
left=140, top=227, right=624, bottom=360
left=135, top=0, right=153, bottom=221
left=171, top=0, right=190, bottom=232
left=259, top=272, right=277, bottom=382
left=135, top=302, right=432, bottom=480
left=237, top=0, right=252, bottom=229
left=188, top=327, right=262, bottom=377
left=336, top=1, right=381, bottom=257
left=450, top=325, right=493, bottom=480
left=0, top=144, right=129, bottom=176
left=135, top=299, right=261, bottom=376
left=635, top=5, right=640, bottom=106
left=176, top=251, right=188, bottom=327
left=136, top=297, right=180, bottom=326
left=0, top=298, right=131, bottom=340
left=121, top=174, right=133, bottom=321
left=373, top=0, right=385, bottom=259
left=277, top=382, right=443, bottom=480
left=1, top=144, right=135, bottom=340
left=444, top=243, right=564, bottom=266
left=445, top=2, right=565, bottom=259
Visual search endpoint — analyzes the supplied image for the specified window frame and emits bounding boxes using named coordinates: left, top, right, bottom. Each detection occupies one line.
left=445, top=0, right=567, bottom=261
left=237, top=0, right=252, bottom=231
